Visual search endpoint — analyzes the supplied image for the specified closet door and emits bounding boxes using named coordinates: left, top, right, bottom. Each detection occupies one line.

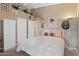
left=4, top=19, right=16, bottom=51
left=63, top=19, right=78, bottom=48
left=69, top=19, right=78, bottom=48
left=34, top=20, right=40, bottom=37
left=17, top=17, right=27, bottom=52
left=28, top=21, right=35, bottom=38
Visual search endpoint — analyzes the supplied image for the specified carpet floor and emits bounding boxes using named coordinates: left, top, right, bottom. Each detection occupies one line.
left=0, top=50, right=30, bottom=56
left=0, top=47, right=79, bottom=56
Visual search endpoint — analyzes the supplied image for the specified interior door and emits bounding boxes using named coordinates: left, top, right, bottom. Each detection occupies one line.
left=17, top=17, right=27, bottom=52
left=69, top=19, right=78, bottom=48
left=4, top=19, right=16, bottom=51
left=63, top=19, right=78, bottom=48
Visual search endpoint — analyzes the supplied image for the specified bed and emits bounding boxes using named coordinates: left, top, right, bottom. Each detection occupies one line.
left=19, top=36, right=64, bottom=56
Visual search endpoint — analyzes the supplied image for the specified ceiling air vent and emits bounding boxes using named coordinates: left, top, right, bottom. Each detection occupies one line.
left=23, top=9, right=28, bottom=13
left=11, top=5, right=20, bottom=10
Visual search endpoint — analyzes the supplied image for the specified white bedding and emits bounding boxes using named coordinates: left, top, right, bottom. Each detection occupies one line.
left=20, top=36, right=64, bottom=56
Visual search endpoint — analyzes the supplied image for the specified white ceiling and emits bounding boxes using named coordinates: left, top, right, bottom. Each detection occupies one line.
left=22, top=3, right=59, bottom=9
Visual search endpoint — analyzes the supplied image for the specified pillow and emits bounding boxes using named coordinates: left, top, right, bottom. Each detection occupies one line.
left=44, top=32, right=48, bottom=36
left=50, top=33, right=54, bottom=36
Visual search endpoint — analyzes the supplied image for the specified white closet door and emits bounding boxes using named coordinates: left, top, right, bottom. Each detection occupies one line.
left=28, top=21, right=35, bottom=38
left=63, top=19, right=78, bottom=48
left=17, top=17, right=27, bottom=52
left=69, top=20, right=78, bottom=48
left=4, top=19, right=16, bottom=51
left=34, top=20, right=40, bottom=37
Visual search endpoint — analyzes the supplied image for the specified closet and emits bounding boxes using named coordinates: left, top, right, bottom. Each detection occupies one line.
left=28, top=20, right=35, bottom=38
left=16, top=17, right=27, bottom=52
left=34, top=20, right=41, bottom=37
left=0, top=19, right=16, bottom=52
left=28, top=20, right=41, bottom=38
left=16, top=17, right=41, bottom=52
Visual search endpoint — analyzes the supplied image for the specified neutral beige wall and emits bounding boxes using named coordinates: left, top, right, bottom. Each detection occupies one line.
left=0, top=4, right=17, bottom=20
left=34, top=3, right=77, bottom=19
left=34, top=3, right=77, bottom=29
left=76, top=4, right=79, bottom=17
left=0, top=3, right=30, bottom=20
